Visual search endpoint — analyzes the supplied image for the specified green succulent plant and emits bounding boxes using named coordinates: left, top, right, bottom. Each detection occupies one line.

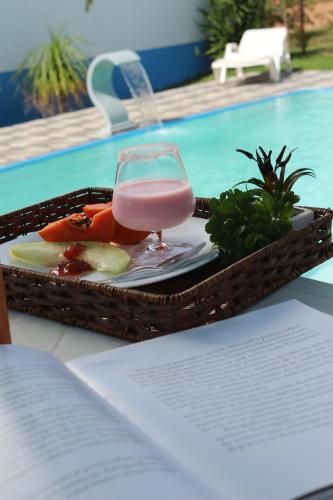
left=205, top=146, right=316, bottom=266
left=205, top=188, right=295, bottom=266
left=236, top=145, right=315, bottom=197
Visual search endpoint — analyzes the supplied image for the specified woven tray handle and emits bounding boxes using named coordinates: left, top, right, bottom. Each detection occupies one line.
left=0, top=265, right=11, bottom=344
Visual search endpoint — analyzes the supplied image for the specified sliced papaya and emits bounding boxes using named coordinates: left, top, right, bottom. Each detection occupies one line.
left=39, top=207, right=116, bottom=243
left=83, top=201, right=113, bottom=218
left=112, top=223, right=150, bottom=245
left=83, top=202, right=150, bottom=245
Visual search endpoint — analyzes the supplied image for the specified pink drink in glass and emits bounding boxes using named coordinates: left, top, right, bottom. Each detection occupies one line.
left=112, top=178, right=195, bottom=231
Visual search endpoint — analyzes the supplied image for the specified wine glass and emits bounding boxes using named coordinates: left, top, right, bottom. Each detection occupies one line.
left=112, top=143, right=195, bottom=258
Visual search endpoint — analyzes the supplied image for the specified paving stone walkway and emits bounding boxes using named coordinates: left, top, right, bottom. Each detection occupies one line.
left=1, top=70, right=333, bottom=167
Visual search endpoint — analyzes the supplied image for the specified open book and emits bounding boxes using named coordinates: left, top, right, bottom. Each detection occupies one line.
left=1, top=300, right=333, bottom=500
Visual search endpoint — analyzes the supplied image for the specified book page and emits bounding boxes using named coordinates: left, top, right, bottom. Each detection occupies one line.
left=0, top=345, right=216, bottom=500
left=69, top=300, right=333, bottom=500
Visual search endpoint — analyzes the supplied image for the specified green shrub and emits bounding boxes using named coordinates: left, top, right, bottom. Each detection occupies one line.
left=199, top=0, right=274, bottom=59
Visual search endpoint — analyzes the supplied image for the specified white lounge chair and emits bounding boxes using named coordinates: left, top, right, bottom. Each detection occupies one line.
left=211, top=27, right=291, bottom=84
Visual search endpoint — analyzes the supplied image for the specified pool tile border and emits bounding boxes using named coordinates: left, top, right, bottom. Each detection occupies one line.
left=1, top=86, right=333, bottom=175
left=1, top=70, right=333, bottom=169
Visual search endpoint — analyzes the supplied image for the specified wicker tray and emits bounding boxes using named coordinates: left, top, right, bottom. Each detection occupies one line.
left=1, top=187, right=332, bottom=342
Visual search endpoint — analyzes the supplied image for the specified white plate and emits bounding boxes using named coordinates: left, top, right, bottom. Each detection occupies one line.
left=0, top=217, right=218, bottom=288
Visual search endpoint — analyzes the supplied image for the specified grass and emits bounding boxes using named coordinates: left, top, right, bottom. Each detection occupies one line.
left=189, top=25, right=333, bottom=85
left=290, top=26, right=333, bottom=70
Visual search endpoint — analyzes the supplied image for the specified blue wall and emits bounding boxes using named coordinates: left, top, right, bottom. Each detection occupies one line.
left=0, top=40, right=210, bottom=128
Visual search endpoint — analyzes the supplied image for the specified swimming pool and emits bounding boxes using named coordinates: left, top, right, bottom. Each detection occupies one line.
left=1, top=89, right=333, bottom=281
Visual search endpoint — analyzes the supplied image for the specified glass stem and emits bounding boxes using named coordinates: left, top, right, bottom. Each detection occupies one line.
left=147, top=232, right=168, bottom=252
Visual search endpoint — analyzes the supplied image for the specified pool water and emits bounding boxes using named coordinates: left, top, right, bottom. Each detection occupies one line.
left=1, top=89, right=333, bottom=282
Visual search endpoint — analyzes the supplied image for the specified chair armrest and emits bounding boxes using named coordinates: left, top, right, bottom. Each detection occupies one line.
left=225, top=43, right=238, bottom=57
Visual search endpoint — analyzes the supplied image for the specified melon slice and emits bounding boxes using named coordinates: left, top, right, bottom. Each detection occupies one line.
left=10, top=242, right=66, bottom=267
left=80, top=242, right=130, bottom=272
left=10, top=242, right=130, bottom=274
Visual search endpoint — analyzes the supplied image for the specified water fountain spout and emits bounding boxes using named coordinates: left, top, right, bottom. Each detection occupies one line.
left=87, top=50, right=160, bottom=135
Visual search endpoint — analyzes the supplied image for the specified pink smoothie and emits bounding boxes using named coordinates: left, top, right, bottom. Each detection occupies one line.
left=112, top=179, right=195, bottom=231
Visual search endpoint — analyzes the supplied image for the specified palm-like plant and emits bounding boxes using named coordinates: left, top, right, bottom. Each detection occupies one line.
left=15, top=30, right=88, bottom=117
left=236, top=145, right=315, bottom=196
left=85, top=0, right=94, bottom=11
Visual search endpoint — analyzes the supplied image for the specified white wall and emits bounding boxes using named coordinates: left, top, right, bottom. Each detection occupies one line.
left=0, top=0, right=208, bottom=72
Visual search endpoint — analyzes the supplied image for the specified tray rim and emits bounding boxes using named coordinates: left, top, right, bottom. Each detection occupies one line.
left=1, top=187, right=333, bottom=341
left=1, top=186, right=332, bottom=305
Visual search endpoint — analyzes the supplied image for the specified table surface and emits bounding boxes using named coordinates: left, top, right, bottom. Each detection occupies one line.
left=9, top=276, right=333, bottom=362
